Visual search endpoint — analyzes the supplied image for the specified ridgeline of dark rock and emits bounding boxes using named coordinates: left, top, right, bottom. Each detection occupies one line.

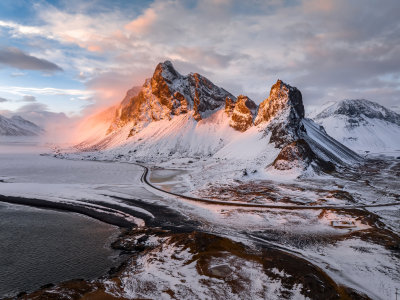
left=89, top=61, right=363, bottom=172
left=255, top=80, right=304, bottom=125
left=273, top=139, right=335, bottom=173
left=255, top=80, right=305, bottom=147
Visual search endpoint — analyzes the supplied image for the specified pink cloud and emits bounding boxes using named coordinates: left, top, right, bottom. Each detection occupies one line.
left=125, top=8, right=157, bottom=35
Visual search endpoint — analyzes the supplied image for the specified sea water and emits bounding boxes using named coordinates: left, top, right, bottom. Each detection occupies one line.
left=0, top=202, right=121, bottom=298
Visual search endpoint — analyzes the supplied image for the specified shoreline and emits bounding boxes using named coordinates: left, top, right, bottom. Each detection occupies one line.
left=0, top=195, right=135, bottom=228
left=0, top=200, right=127, bottom=300
left=0, top=191, right=202, bottom=299
left=0, top=191, right=200, bottom=299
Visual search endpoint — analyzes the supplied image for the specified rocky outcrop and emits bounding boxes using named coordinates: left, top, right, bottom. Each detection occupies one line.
left=255, top=80, right=304, bottom=125
left=229, top=95, right=257, bottom=132
left=255, top=80, right=305, bottom=147
left=108, top=61, right=235, bottom=133
left=224, top=97, right=235, bottom=115
left=273, top=139, right=335, bottom=173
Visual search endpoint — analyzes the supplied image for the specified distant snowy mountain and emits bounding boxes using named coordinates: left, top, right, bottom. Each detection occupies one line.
left=310, top=99, right=400, bottom=153
left=0, top=114, right=43, bottom=136
left=77, top=61, right=361, bottom=174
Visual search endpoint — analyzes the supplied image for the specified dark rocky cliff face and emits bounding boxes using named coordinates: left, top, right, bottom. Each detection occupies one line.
left=273, top=139, right=335, bottom=173
left=108, top=61, right=235, bottom=133
left=255, top=80, right=305, bottom=147
left=255, top=80, right=304, bottom=125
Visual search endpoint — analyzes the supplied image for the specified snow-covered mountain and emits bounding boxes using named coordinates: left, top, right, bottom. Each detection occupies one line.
left=310, top=99, right=400, bottom=153
left=107, top=61, right=236, bottom=135
left=0, top=114, right=43, bottom=136
left=77, top=61, right=361, bottom=174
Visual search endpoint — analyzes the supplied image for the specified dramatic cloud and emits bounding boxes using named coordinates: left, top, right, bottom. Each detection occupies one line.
left=1, top=0, right=399, bottom=115
left=65, top=0, right=400, bottom=110
left=0, top=47, right=63, bottom=72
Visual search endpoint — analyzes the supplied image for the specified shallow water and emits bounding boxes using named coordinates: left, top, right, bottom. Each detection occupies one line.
left=149, top=168, right=189, bottom=193
left=0, top=202, right=121, bottom=298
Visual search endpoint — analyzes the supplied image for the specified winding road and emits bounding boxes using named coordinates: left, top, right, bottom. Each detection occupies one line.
left=1, top=157, right=398, bottom=300
left=137, top=162, right=400, bottom=210
left=1, top=159, right=398, bottom=231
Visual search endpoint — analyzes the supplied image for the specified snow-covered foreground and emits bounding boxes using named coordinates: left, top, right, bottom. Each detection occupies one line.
left=0, top=139, right=399, bottom=300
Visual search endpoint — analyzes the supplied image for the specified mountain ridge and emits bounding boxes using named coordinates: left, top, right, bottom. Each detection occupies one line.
left=77, top=61, right=362, bottom=175
left=107, top=61, right=236, bottom=136
left=0, top=114, right=43, bottom=136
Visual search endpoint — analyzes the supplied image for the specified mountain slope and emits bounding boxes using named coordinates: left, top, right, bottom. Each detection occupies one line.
left=310, top=99, right=400, bottom=153
left=0, top=115, right=43, bottom=136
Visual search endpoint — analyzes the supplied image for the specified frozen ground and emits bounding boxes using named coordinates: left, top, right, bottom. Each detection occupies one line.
left=0, top=138, right=399, bottom=299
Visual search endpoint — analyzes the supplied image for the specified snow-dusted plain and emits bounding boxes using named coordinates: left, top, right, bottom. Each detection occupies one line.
left=1, top=63, right=399, bottom=299
left=1, top=137, right=399, bottom=300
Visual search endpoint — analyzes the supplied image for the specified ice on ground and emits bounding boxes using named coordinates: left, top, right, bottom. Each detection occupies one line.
left=304, top=238, right=400, bottom=300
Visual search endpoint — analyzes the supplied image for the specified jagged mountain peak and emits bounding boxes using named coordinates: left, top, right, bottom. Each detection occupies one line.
left=236, top=95, right=257, bottom=112
left=253, top=79, right=305, bottom=148
left=108, top=61, right=235, bottom=133
left=255, top=79, right=304, bottom=126
left=153, top=60, right=181, bottom=84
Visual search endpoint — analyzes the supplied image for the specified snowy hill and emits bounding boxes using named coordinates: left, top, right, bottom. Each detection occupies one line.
left=0, top=114, right=43, bottom=136
left=310, top=99, right=400, bottom=153
left=77, top=62, right=361, bottom=175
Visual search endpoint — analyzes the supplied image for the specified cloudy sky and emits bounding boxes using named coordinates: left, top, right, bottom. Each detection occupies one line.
left=0, top=0, right=399, bottom=123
